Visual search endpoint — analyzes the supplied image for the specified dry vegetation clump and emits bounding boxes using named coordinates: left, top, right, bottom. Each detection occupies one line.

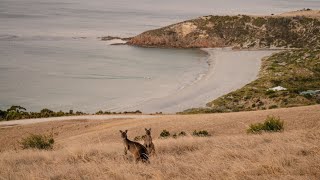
left=20, top=133, right=54, bottom=150
left=247, top=116, right=284, bottom=134
left=192, top=130, right=211, bottom=137
left=159, top=129, right=171, bottom=138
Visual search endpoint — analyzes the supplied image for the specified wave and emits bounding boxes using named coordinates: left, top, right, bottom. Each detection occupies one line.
left=47, top=72, right=151, bottom=80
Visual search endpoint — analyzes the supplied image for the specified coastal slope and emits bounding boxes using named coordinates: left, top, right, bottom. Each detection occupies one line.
left=128, top=10, right=320, bottom=49
left=182, top=49, right=320, bottom=114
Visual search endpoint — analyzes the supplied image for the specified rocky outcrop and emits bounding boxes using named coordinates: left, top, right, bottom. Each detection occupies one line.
left=128, top=11, right=320, bottom=49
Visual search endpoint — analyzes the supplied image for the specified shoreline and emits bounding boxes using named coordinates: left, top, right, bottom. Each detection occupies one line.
left=119, top=48, right=277, bottom=113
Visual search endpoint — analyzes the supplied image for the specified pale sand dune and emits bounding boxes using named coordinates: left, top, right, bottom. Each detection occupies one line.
left=122, top=48, right=277, bottom=113
left=278, top=9, right=320, bottom=19
left=0, top=105, right=319, bottom=179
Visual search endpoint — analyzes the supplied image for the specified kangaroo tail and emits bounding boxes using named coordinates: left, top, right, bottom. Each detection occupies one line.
left=140, top=153, right=149, bottom=162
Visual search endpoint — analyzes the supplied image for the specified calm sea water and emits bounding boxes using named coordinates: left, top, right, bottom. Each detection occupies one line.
left=1, top=0, right=319, bottom=112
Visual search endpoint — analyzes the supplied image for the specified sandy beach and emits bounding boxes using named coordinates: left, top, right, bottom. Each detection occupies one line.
left=122, top=48, right=277, bottom=113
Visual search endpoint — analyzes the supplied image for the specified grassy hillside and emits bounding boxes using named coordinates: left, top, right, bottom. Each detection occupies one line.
left=181, top=49, right=320, bottom=114
left=0, top=105, right=319, bottom=179
left=128, top=11, right=320, bottom=49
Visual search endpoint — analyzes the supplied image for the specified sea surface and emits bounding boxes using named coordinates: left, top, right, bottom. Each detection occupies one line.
left=1, top=0, right=319, bottom=113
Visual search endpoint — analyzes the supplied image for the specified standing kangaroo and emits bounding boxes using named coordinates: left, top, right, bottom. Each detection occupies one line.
left=119, top=130, right=149, bottom=163
left=144, top=128, right=155, bottom=156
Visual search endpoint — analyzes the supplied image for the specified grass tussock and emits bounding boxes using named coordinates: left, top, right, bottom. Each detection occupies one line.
left=20, top=134, right=55, bottom=150
left=159, top=129, right=171, bottom=138
left=192, top=130, right=211, bottom=137
left=247, top=116, right=284, bottom=134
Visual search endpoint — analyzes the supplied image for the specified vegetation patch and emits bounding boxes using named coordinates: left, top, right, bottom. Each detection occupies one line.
left=129, top=13, right=320, bottom=49
left=0, top=106, right=86, bottom=121
left=0, top=106, right=143, bottom=121
left=159, top=129, right=171, bottom=138
left=134, top=135, right=146, bottom=141
left=172, top=131, right=187, bottom=138
left=20, top=134, right=55, bottom=150
left=247, top=116, right=284, bottom=134
left=95, top=110, right=141, bottom=115
left=192, top=130, right=211, bottom=137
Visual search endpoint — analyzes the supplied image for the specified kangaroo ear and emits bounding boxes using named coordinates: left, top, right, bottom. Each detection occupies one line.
left=125, top=130, right=128, bottom=133
left=145, top=128, right=148, bottom=131
left=149, top=128, right=152, bottom=131
left=119, top=130, right=123, bottom=133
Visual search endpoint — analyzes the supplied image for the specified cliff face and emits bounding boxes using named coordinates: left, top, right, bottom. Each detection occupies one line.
left=128, top=14, right=320, bottom=49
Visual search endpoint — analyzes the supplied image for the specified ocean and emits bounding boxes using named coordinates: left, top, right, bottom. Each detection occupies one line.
left=0, top=0, right=319, bottom=113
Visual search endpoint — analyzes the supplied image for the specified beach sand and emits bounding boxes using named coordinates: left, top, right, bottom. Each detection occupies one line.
left=122, top=48, right=277, bottom=113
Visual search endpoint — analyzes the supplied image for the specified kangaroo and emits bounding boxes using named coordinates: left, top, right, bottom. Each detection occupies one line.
left=144, top=128, right=155, bottom=156
left=119, top=130, right=149, bottom=163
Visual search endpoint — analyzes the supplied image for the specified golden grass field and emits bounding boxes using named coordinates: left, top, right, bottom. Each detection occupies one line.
left=0, top=105, right=319, bottom=180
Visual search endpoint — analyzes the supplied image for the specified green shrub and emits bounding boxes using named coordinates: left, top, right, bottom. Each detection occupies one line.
left=134, top=135, right=146, bottom=141
left=0, top=110, right=6, bottom=121
left=263, top=116, right=284, bottom=132
left=172, top=131, right=187, bottom=138
left=193, top=130, right=210, bottom=137
left=247, top=123, right=265, bottom=133
left=159, top=130, right=170, bottom=138
left=20, top=134, right=54, bottom=150
left=178, top=131, right=187, bottom=136
left=247, top=116, right=284, bottom=134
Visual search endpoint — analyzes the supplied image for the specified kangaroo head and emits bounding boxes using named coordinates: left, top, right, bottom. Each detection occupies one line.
left=145, top=128, right=151, bottom=135
left=119, top=130, right=128, bottom=139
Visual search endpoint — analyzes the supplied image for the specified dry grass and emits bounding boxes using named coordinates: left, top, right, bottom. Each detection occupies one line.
left=0, top=105, right=320, bottom=179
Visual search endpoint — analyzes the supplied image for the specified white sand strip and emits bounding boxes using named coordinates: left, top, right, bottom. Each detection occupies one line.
left=0, top=114, right=154, bottom=126
left=124, top=48, right=278, bottom=113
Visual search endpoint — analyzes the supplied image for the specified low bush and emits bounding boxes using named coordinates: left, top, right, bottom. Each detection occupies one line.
left=20, top=134, right=54, bottom=150
left=134, top=135, right=146, bottom=141
left=193, top=130, right=210, bottom=137
left=247, top=116, right=284, bottom=134
left=159, top=130, right=170, bottom=138
left=172, top=131, right=187, bottom=138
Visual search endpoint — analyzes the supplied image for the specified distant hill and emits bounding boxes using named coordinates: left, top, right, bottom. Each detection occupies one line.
left=128, top=10, right=320, bottom=49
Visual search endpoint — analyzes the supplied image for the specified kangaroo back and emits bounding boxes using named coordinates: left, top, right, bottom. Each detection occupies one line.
left=144, top=128, right=156, bottom=156
left=120, top=130, right=149, bottom=163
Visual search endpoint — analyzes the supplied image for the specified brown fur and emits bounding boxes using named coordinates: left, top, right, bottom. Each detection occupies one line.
left=119, top=130, right=149, bottom=163
left=144, top=128, right=155, bottom=156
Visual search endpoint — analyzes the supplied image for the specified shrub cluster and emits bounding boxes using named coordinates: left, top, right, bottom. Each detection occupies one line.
left=192, top=130, right=211, bottom=137
left=0, top=105, right=143, bottom=121
left=134, top=135, right=146, bottom=141
left=95, top=110, right=142, bottom=115
left=247, top=116, right=284, bottom=134
left=0, top=106, right=86, bottom=121
left=20, top=134, right=55, bottom=150
left=159, top=130, right=170, bottom=138
left=159, top=130, right=210, bottom=139
left=172, top=131, right=187, bottom=138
